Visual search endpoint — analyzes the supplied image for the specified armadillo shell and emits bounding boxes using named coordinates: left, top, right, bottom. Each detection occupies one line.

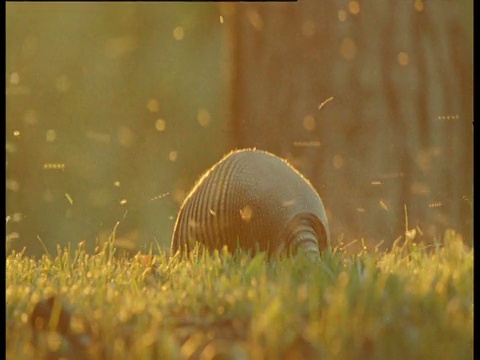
left=171, top=148, right=330, bottom=256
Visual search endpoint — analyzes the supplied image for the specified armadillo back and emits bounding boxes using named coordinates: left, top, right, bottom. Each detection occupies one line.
left=171, top=149, right=330, bottom=256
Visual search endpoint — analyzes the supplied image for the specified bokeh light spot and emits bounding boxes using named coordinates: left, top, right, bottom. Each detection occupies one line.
left=197, top=109, right=211, bottom=128
left=168, top=151, right=178, bottom=162
left=303, top=115, right=316, bottom=131
left=6, top=179, right=20, bottom=192
left=246, top=10, right=263, bottom=30
left=147, top=99, right=159, bottom=113
left=173, top=26, right=185, bottom=41
left=338, top=10, right=347, bottom=22
left=155, top=119, right=166, bottom=132
left=414, top=0, right=424, bottom=12
left=10, top=72, right=20, bottom=85
left=398, top=52, right=409, bottom=66
left=117, top=126, right=135, bottom=147
left=348, top=1, right=360, bottom=15
left=333, top=154, right=344, bottom=169
left=46, top=129, right=57, bottom=142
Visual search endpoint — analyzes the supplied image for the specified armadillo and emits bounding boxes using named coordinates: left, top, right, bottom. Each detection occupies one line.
left=170, top=149, right=330, bottom=258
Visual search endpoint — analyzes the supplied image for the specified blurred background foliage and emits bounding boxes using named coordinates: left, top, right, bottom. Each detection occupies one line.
left=6, top=1, right=473, bottom=256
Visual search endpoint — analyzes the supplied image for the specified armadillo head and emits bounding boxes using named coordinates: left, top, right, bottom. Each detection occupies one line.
left=289, top=222, right=320, bottom=259
left=279, top=213, right=330, bottom=260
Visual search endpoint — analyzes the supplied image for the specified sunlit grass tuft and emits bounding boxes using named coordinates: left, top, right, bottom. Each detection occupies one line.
left=6, top=230, right=473, bottom=359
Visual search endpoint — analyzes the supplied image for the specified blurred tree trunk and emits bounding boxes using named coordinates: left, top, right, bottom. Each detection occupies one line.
left=224, top=0, right=473, bottom=247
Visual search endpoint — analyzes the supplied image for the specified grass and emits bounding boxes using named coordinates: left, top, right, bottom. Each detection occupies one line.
left=6, top=230, right=473, bottom=360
